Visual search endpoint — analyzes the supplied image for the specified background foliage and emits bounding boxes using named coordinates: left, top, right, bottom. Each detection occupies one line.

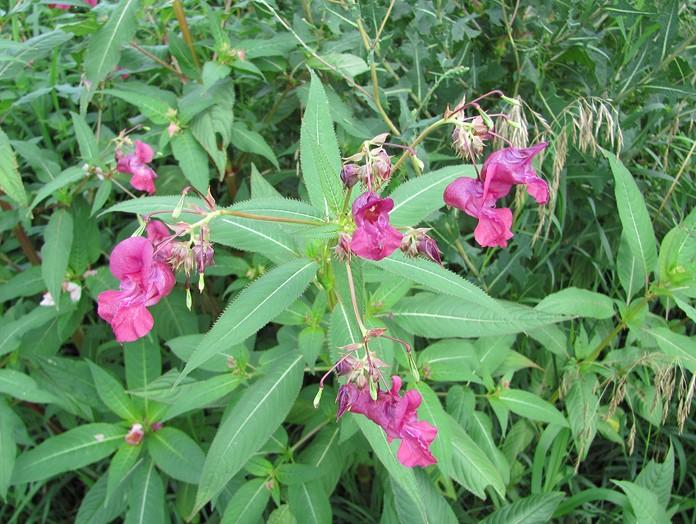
left=0, top=0, right=695, bottom=522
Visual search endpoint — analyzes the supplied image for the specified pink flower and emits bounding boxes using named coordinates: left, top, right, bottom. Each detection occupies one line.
left=337, top=376, right=437, bottom=467
left=125, top=423, right=144, bottom=445
left=146, top=220, right=174, bottom=261
left=350, top=192, right=403, bottom=261
left=116, top=140, right=157, bottom=194
left=444, top=142, right=548, bottom=248
left=480, top=143, right=549, bottom=204
left=97, top=237, right=175, bottom=343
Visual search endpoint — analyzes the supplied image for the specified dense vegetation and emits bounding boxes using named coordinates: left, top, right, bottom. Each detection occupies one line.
left=0, top=1, right=694, bottom=522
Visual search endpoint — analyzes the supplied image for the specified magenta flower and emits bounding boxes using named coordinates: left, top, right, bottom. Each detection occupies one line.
left=116, top=140, right=158, bottom=194
left=97, top=237, right=175, bottom=343
left=124, top=423, right=144, bottom=446
left=146, top=220, right=174, bottom=261
left=337, top=376, right=437, bottom=467
left=480, top=143, right=549, bottom=204
left=444, top=142, right=548, bottom=248
left=351, top=192, right=403, bottom=261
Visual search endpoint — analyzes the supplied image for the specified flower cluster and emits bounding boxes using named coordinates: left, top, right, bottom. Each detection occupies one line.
left=340, top=133, right=392, bottom=192
left=444, top=142, right=548, bottom=247
left=116, top=140, right=158, bottom=195
left=97, top=236, right=175, bottom=343
left=337, top=376, right=437, bottom=467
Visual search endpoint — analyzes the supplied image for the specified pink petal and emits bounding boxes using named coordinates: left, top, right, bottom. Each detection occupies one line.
left=129, top=166, right=157, bottom=194
left=109, top=237, right=153, bottom=281
left=134, top=141, right=154, bottom=163
left=397, top=421, right=438, bottom=467
left=111, top=304, right=154, bottom=343
left=474, top=208, right=514, bottom=248
left=97, top=289, right=126, bottom=323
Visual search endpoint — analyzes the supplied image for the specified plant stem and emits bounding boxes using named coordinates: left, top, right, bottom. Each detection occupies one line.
left=392, top=119, right=450, bottom=174
left=218, top=209, right=323, bottom=226
left=172, top=0, right=200, bottom=70
left=345, top=260, right=367, bottom=335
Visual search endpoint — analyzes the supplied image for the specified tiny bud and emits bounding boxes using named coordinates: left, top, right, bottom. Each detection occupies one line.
left=198, top=273, right=205, bottom=293
left=417, top=235, right=442, bottom=265
left=501, top=94, right=520, bottom=106
left=167, top=122, right=180, bottom=137
left=226, top=356, right=237, bottom=369
left=125, top=423, right=144, bottom=446
left=186, top=288, right=192, bottom=310
left=372, top=148, right=392, bottom=182
left=476, top=108, right=495, bottom=130
left=334, top=232, right=352, bottom=261
left=313, top=388, right=323, bottom=409
left=151, top=422, right=163, bottom=432
left=369, top=376, right=378, bottom=401
left=506, top=120, right=522, bottom=130
left=340, top=163, right=359, bottom=189
left=171, top=193, right=186, bottom=219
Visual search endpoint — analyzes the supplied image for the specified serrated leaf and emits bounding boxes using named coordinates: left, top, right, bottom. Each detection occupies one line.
left=182, top=259, right=317, bottom=377
left=171, top=130, right=210, bottom=192
left=148, top=427, right=204, bottom=484
left=103, top=89, right=172, bottom=125
left=613, top=480, right=669, bottom=524
left=636, top=445, right=673, bottom=508
left=29, top=166, right=84, bottom=213
left=389, top=165, right=476, bottom=226
left=192, top=351, right=304, bottom=514
left=250, top=164, right=282, bottom=198
left=391, top=293, right=567, bottom=339
left=418, top=340, right=479, bottom=383
left=300, top=71, right=343, bottom=217
left=230, top=122, right=278, bottom=168
left=299, top=326, right=324, bottom=370
left=221, top=478, right=271, bottom=524
left=497, top=389, right=568, bottom=427
left=390, top=468, right=458, bottom=524
left=161, top=374, right=241, bottom=422
left=480, top=492, right=565, bottom=524
left=84, top=0, right=141, bottom=85
left=605, top=151, right=657, bottom=279
left=536, top=287, right=614, bottom=319
left=565, top=373, right=599, bottom=461
left=11, top=423, right=124, bottom=484
left=0, top=129, right=28, bottom=207
left=371, top=251, right=498, bottom=310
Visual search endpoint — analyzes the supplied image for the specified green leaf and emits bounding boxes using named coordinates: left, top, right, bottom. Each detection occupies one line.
left=299, top=326, right=324, bottom=370
left=88, top=362, right=139, bottom=422
left=0, top=400, right=17, bottom=499
left=148, top=427, right=204, bottom=484
left=390, top=469, right=458, bottom=524
left=75, top=471, right=129, bottom=524
left=480, top=492, right=565, bottom=524
left=391, top=293, right=566, bottom=339
left=84, top=0, right=141, bottom=85
left=414, top=383, right=452, bottom=470
left=300, top=71, right=343, bottom=217
left=0, top=29, right=72, bottom=80
left=70, top=112, right=100, bottom=164
left=0, top=266, right=45, bottom=303
left=288, top=481, right=332, bottom=524
left=565, top=373, right=599, bottom=461
left=0, top=369, right=57, bottom=404
left=192, top=351, right=304, bottom=514
left=496, top=389, right=569, bottom=427
left=617, top=233, right=647, bottom=299
left=106, top=443, right=141, bottom=504
left=371, top=251, right=498, bottom=310
left=636, top=445, right=673, bottom=508
left=171, top=130, right=210, bottom=193
left=0, top=307, right=57, bottom=357
left=238, top=34, right=297, bottom=58
left=221, top=478, right=271, bottom=524
left=230, top=122, right=279, bottom=168
left=182, top=259, right=317, bottom=377
left=0, top=129, right=28, bottom=207
left=605, top=151, right=657, bottom=279
left=151, top=289, right=198, bottom=339
left=40, top=209, right=74, bottom=309
left=161, top=374, right=241, bottom=422
left=613, top=480, right=669, bottom=524
left=309, top=53, right=368, bottom=77
left=211, top=215, right=300, bottom=263
left=536, top=287, right=615, bottom=319
left=648, top=327, right=696, bottom=371
left=29, top=166, right=84, bottom=213
left=389, top=165, right=476, bottom=226
left=250, top=164, right=282, bottom=199
left=103, top=89, right=172, bottom=125
left=11, top=423, right=124, bottom=484
left=123, top=335, right=161, bottom=418
left=125, top=461, right=165, bottom=524
left=445, top=413, right=506, bottom=498
left=418, top=340, right=480, bottom=383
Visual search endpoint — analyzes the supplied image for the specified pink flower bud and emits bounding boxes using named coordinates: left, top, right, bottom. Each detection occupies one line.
left=151, top=422, right=163, bottom=432
left=125, top=423, right=144, bottom=445
left=372, top=148, right=392, bottom=182
left=334, top=232, right=352, bottom=260
left=417, top=235, right=442, bottom=265
left=340, top=163, right=360, bottom=189
left=167, top=122, right=180, bottom=137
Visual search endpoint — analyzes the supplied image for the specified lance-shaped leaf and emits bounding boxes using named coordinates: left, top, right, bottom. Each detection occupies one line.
left=288, top=480, right=332, bottom=524
left=192, top=351, right=304, bottom=515
left=300, top=70, right=343, bottom=217
left=84, top=0, right=141, bottom=85
left=221, top=478, right=271, bottom=524
left=0, top=129, right=28, bottom=207
left=41, top=209, right=73, bottom=310
left=536, top=287, right=615, bottom=319
left=371, top=251, right=498, bottom=310
left=605, top=151, right=657, bottom=280
left=71, top=112, right=100, bottom=165
left=11, top=423, right=125, bottom=484
left=496, top=389, right=569, bottom=427
left=230, top=122, right=279, bottom=168
left=29, top=166, right=84, bottom=213
left=171, top=130, right=210, bottom=193
left=389, top=164, right=476, bottom=226
left=147, top=427, right=204, bottom=484
left=182, top=259, right=317, bottom=377
left=126, top=460, right=165, bottom=524
left=480, top=492, right=565, bottom=524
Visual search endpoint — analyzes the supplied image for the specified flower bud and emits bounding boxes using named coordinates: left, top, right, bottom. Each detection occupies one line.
left=151, top=422, right=163, bottom=432
left=452, top=126, right=485, bottom=159
left=417, top=235, right=442, bottom=265
left=125, top=423, right=144, bottom=446
left=167, top=122, right=180, bottom=137
left=334, top=232, right=352, bottom=260
left=192, top=239, right=215, bottom=274
left=340, top=163, right=360, bottom=189
left=372, top=148, right=392, bottom=182
left=313, top=388, right=323, bottom=409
